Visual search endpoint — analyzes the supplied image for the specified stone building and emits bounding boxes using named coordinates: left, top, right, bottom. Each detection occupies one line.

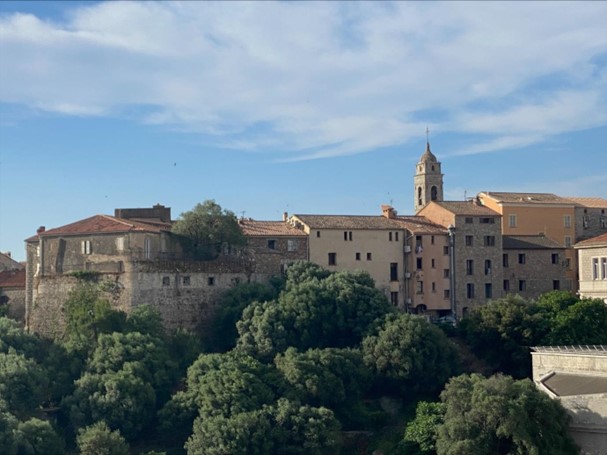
left=502, top=235, right=568, bottom=299
left=566, top=197, right=607, bottom=243
left=23, top=205, right=295, bottom=336
left=531, top=346, right=607, bottom=455
left=417, top=200, right=503, bottom=317
left=0, top=252, right=25, bottom=322
left=413, top=141, right=444, bottom=213
left=575, top=232, right=607, bottom=303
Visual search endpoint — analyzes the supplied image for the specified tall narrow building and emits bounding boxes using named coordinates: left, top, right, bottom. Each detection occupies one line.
left=414, top=142, right=444, bottom=213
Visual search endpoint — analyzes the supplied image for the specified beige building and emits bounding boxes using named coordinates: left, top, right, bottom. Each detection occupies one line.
left=575, top=232, right=607, bottom=303
left=566, top=197, right=607, bottom=243
left=531, top=346, right=607, bottom=455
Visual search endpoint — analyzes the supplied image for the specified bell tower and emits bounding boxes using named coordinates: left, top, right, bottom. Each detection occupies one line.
left=414, top=134, right=443, bottom=213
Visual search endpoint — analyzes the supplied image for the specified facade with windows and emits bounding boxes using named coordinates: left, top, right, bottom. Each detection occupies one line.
left=502, top=235, right=568, bottom=299
left=576, top=232, right=607, bottom=303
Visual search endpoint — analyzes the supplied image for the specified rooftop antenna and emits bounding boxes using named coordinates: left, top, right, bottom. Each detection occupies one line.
left=464, top=190, right=467, bottom=201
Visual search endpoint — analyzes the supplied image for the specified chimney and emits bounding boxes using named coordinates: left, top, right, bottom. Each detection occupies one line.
left=4, top=252, right=10, bottom=258
left=283, top=212, right=288, bottom=222
left=381, top=205, right=397, bottom=219
left=37, top=226, right=46, bottom=235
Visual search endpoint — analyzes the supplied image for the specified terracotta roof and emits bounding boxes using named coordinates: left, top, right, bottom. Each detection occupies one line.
left=575, top=232, right=607, bottom=248
left=292, top=215, right=407, bottom=230
left=239, top=220, right=306, bottom=237
left=564, top=197, right=607, bottom=208
left=395, top=216, right=448, bottom=235
left=503, top=235, right=563, bottom=250
left=27, top=215, right=170, bottom=241
left=433, top=201, right=501, bottom=216
left=479, top=192, right=573, bottom=205
left=0, top=269, right=25, bottom=289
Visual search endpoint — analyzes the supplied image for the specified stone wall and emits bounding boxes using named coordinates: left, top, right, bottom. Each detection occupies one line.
left=503, top=248, right=568, bottom=299
left=575, top=206, right=607, bottom=242
left=578, top=245, right=607, bottom=301
left=532, top=351, right=607, bottom=380
left=246, top=236, right=308, bottom=276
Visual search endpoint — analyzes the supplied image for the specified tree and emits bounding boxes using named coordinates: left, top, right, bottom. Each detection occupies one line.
left=362, top=313, right=459, bottom=394
left=237, top=264, right=394, bottom=360
left=435, top=374, right=577, bottom=455
left=204, top=281, right=280, bottom=352
left=544, top=298, right=607, bottom=345
left=403, top=401, right=445, bottom=455
left=171, top=200, right=246, bottom=260
left=0, top=351, right=47, bottom=418
left=76, top=421, right=129, bottom=455
left=125, top=304, right=165, bottom=339
left=15, top=418, right=65, bottom=455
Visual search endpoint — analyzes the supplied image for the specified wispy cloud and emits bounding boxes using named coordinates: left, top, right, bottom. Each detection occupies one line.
left=1, top=1, right=606, bottom=159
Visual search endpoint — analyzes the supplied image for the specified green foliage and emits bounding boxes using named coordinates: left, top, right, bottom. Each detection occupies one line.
left=68, top=270, right=101, bottom=281
left=362, top=313, right=459, bottom=394
left=460, top=292, right=607, bottom=377
left=126, top=304, right=165, bottom=338
left=168, top=328, right=203, bottom=374
left=204, top=281, right=280, bottom=352
left=185, top=398, right=341, bottom=455
left=436, top=374, right=578, bottom=455
left=63, top=282, right=126, bottom=340
left=237, top=264, right=394, bottom=360
left=0, top=317, right=43, bottom=360
left=171, top=200, right=246, bottom=260
left=15, top=418, right=65, bottom=455
left=76, top=421, right=129, bottom=455
left=403, top=401, right=445, bottom=454
left=274, top=347, right=371, bottom=408
left=0, top=351, right=47, bottom=418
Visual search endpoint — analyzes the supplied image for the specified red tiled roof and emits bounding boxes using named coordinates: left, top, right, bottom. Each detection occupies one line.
left=0, top=269, right=25, bottom=289
left=479, top=192, right=573, bottom=205
left=564, top=197, right=607, bottom=208
left=239, top=220, right=306, bottom=237
left=27, top=215, right=170, bottom=242
left=292, top=215, right=407, bottom=230
left=395, top=216, right=448, bottom=235
left=433, top=201, right=501, bottom=216
left=575, top=232, right=607, bottom=248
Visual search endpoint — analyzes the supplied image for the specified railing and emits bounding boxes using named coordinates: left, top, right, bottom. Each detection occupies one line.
left=531, top=345, right=607, bottom=355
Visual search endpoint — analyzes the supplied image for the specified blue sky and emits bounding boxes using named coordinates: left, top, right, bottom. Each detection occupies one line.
left=1, top=1, right=606, bottom=261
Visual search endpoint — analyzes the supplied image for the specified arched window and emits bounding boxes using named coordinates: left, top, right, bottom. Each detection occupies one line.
left=431, top=165, right=435, bottom=171
left=431, top=186, right=438, bottom=201
left=417, top=187, right=422, bottom=206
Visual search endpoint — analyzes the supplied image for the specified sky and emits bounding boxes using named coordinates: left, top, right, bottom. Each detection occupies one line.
left=1, top=1, right=606, bottom=262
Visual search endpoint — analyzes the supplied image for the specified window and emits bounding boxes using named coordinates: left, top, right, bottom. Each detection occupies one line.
left=443, top=246, right=449, bottom=255
left=465, top=235, right=473, bottom=246
left=484, top=236, right=496, bottom=246
left=602, top=258, right=607, bottom=280
left=416, top=281, right=424, bottom=294
left=485, top=283, right=493, bottom=299
left=565, top=280, right=573, bottom=290
left=551, top=253, right=559, bottom=264
left=467, top=283, right=475, bottom=299
left=390, top=292, right=399, bottom=306
left=503, top=254, right=509, bottom=268
left=267, top=239, right=276, bottom=250
left=564, top=215, right=571, bottom=228
left=480, top=217, right=495, bottom=224
left=431, top=235, right=435, bottom=245
left=415, top=236, right=423, bottom=250
left=564, top=258, right=571, bottom=269
left=509, top=214, right=517, bottom=228
left=389, top=232, right=392, bottom=241
left=553, top=280, right=560, bottom=290
left=144, top=237, right=151, bottom=260
left=182, top=276, right=191, bottom=286
left=431, top=186, right=438, bottom=201
left=316, top=231, right=321, bottom=238
left=465, top=217, right=473, bottom=224
left=593, top=258, right=599, bottom=280
left=432, top=282, right=436, bottom=293
left=208, top=277, right=215, bottom=286
left=503, top=280, right=510, bottom=292
left=81, top=240, right=92, bottom=255
left=395, top=232, right=399, bottom=241
left=444, top=289, right=450, bottom=299
left=416, top=258, right=423, bottom=270
left=287, top=239, right=298, bottom=252
left=564, top=236, right=572, bottom=248
left=328, top=253, right=337, bottom=266
left=355, top=252, right=361, bottom=261
left=466, top=259, right=474, bottom=275
left=443, top=269, right=450, bottom=278
left=115, top=237, right=124, bottom=252
left=431, top=258, right=436, bottom=268
left=485, top=259, right=492, bottom=275
left=390, top=263, right=398, bottom=281
left=162, top=276, right=170, bottom=286
left=367, top=252, right=372, bottom=261
left=601, top=215, right=607, bottom=228
left=518, top=280, right=526, bottom=291
left=518, top=253, right=526, bottom=264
